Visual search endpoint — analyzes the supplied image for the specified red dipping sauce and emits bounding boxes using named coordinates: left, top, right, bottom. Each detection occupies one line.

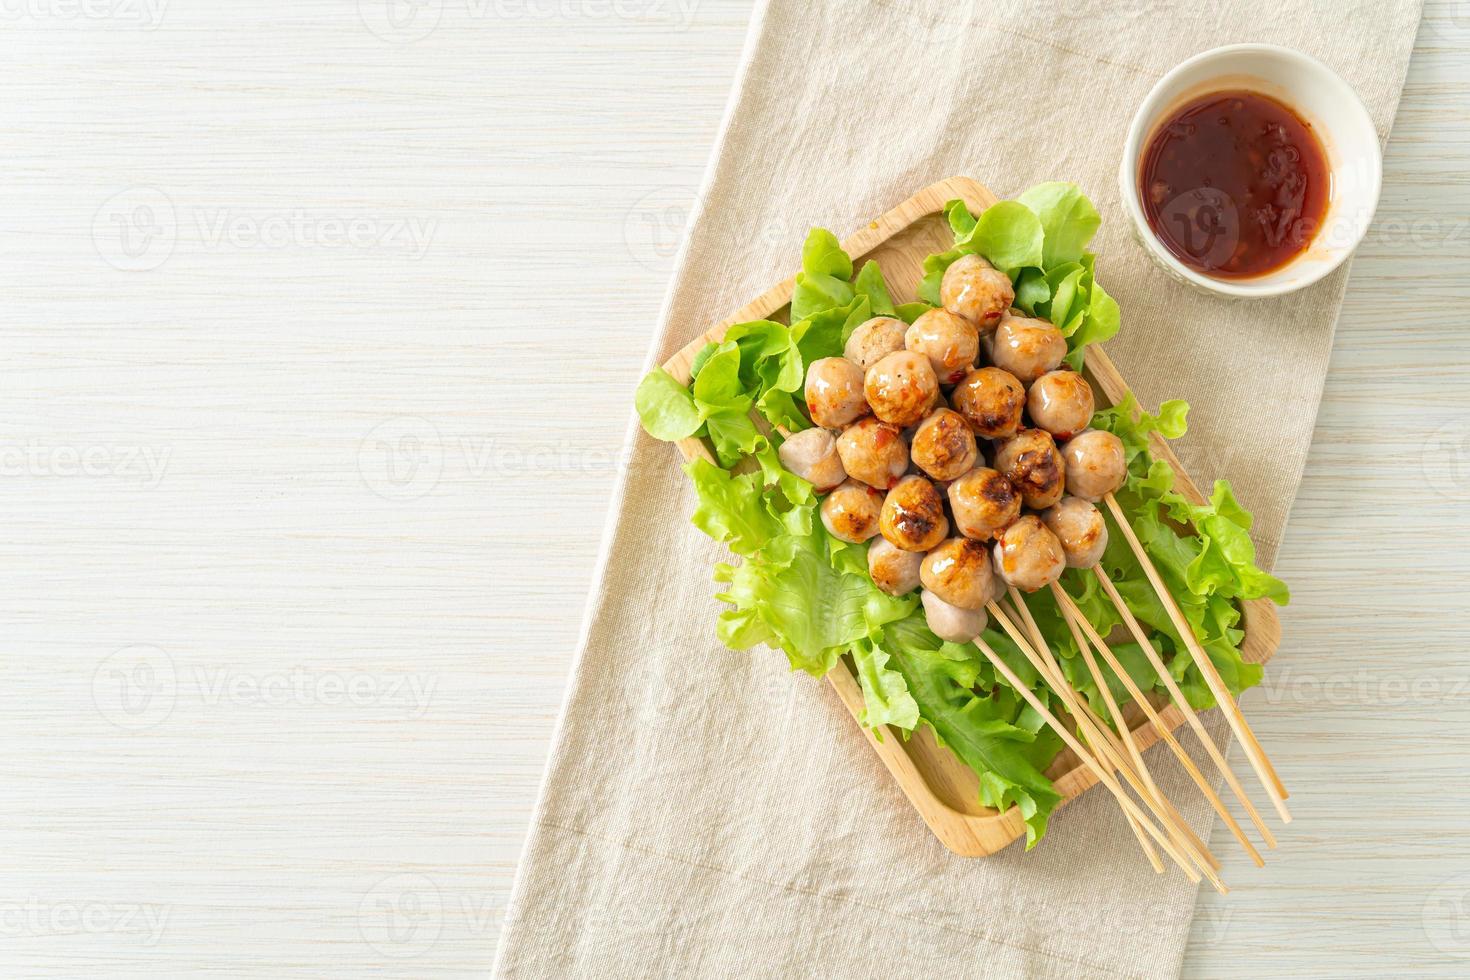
left=1139, top=89, right=1330, bottom=279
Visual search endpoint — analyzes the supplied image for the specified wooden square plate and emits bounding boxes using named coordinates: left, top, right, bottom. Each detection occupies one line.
left=660, top=176, right=1280, bottom=856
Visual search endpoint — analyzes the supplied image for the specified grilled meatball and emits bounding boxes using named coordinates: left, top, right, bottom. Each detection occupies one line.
left=868, top=537, right=923, bottom=596
left=879, top=475, right=949, bottom=552
left=950, top=366, right=1025, bottom=440
left=777, top=427, right=846, bottom=493
left=948, top=467, right=1021, bottom=540
left=1027, top=370, right=1095, bottom=441
left=865, top=351, right=938, bottom=428
left=835, top=418, right=909, bottom=490
left=921, top=589, right=987, bottom=644
left=905, top=308, right=978, bottom=384
left=988, top=313, right=1066, bottom=384
left=804, top=357, right=870, bottom=429
left=910, top=409, right=978, bottom=482
left=844, top=316, right=907, bottom=370
left=820, top=480, right=883, bottom=544
left=1059, top=429, right=1127, bottom=501
left=940, top=254, right=1014, bottom=332
left=993, top=428, right=1066, bottom=509
left=1041, top=497, right=1108, bottom=569
left=992, top=515, right=1066, bottom=593
left=920, top=537, right=1000, bottom=611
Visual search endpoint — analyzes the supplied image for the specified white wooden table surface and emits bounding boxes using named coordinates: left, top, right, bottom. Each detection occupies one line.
left=1, top=2, right=1467, bottom=977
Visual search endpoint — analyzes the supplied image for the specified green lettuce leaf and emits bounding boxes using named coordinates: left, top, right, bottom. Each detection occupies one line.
left=635, top=366, right=702, bottom=441
left=716, top=526, right=916, bottom=676
left=685, top=458, right=784, bottom=556
left=851, top=638, right=920, bottom=732
left=801, top=228, right=854, bottom=280
left=1017, top=181, right=1102, bottom=268
left=882, top=617, right=1062, bottom=847
left=852, top=260, right=896, bottom=316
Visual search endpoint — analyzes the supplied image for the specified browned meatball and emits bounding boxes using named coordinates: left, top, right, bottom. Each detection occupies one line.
left=868, top=537, right=923, bottom=596
left=865, top=350, right=938, bottom=428
left=950, top=366, right=1025, bottom=440
left=820, top=480, right=883, bottom=543
left=1041, top=496, right=1108, bottom=569
left=1059, top=429, right=1127, bottom=501
left=905, top=308, right=978, bottom=385
left=1027, top=370, right=1096, bottom=441
left=879, top=475, right=949, bottom=552
left=992, top=515, right=1066, bottom=593
left=910, top=409, right=978, bottom=483
left=940, top=254, right=1014, bottom=332
left=993, top=428, right=1065, bottom=510
left=804, top=357, right=870, bottom=429
left=920, top=537, right=1000, bottom=610
left=776, top=427, right=846, bottom=493
left=835, top=418, right=909, bottom=490
left=947, top=467, right=1021, bottom=540
left=989, top=313, right=1066, bottom=384
left=844, top=316, right=907, bottom=370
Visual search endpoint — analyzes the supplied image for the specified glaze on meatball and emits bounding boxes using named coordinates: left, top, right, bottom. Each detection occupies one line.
left=992, top=515, right=1066, bottom=593
left=804, top=356, right=870, bottom=429
left=864, top=350, right=938, bottom=428
left=820, top=480, right=883, bottom=544
left=844, top=316, right=907, bottom=370
left=835, top=418, right=909, bottom=490
left=1027, top=370, right=1096, bottom=441
left=1059, top=429, right=1127, bottom=501
left=920, top=537, right=1000, bottom=611
left=921, top=589, right=988, bottom=644
left=950, top=366, right=1025, bottom=440
left=910, top=409, right=979, bottom=483
left=868, top=537, right=923, bottom=596
left=940, top=254, right=1014, bottom=332
left=993, top=428, right=1066, bottom=510
left=879, top=475, right=949, bottom=552
left=989, top=313, right=1066, bottom=384
left=947, top=467, right=1021, bottom=541
left=905, top=308, right=978, bottom=384
left=1041, top=497, right=1108, bottom=569
left=776, top=427, right=846, bottom=493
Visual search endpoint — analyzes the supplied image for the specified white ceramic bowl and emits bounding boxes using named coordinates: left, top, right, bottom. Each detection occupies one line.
left=1119, top=44, right=1382, bottom=299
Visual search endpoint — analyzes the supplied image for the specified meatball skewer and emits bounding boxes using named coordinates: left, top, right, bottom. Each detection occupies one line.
left=969, top=620, right=1222, bottom=885
left=1055, top=420, right=1292, bottom=825
left=1050, top=580, right=1270, bottom=866
left=1096, top=477, right=1292, bottom=823
left=991, top=584, right=1185, bottom=875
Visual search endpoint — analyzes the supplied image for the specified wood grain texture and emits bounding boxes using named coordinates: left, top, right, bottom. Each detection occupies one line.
left=659, top=174, right=1280, bottom=858
left=0, top=1, right=1465, bottom=977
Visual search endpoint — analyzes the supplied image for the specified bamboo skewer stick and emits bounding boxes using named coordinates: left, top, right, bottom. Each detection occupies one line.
left=985, top=601, right=1226, bottom=892
left=1102, top=492, right=1291, bottom=823
left=1088, top=565, right=1278, bottom=850
left=971, top=633, right=1221, bottom=890
left=999, top=593, right=1164, bottom=875
left=1001, top=591, right=1216, bottom=874
left=1051, top=582, right=1267, bottom=867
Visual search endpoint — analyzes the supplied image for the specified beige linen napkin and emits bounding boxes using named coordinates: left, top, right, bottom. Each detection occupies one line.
left=495, top=1, right=1420, bottom=976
